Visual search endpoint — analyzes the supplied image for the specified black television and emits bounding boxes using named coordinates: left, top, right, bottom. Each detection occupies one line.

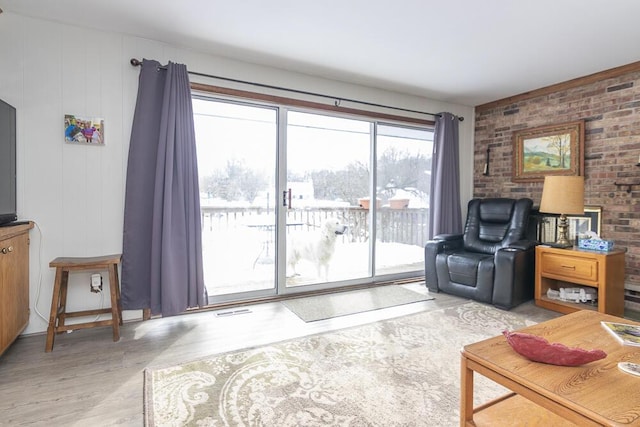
left=0, top=98, right=17, bottom=226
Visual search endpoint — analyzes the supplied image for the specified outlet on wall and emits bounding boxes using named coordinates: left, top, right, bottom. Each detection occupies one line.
left=90, top=273, right=102, bottom=293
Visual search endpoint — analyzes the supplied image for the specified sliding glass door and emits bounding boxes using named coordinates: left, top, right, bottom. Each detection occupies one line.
left=285, top=111, right=372, bottom=289
left=374, top=124, right=433, bottom=276
left=193, top=95, right=433, bottom=302
left=193, top=98, right=278, bottom=299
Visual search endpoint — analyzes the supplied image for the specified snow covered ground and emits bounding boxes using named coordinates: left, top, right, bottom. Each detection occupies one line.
left=201, top=224, right=424, bottom=297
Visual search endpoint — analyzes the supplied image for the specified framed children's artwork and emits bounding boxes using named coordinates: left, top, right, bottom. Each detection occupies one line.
left=64, top=114, right=104, bottom=145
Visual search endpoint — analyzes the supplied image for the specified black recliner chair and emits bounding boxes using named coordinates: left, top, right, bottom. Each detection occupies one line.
left=424, top=198, right=536, bottom=310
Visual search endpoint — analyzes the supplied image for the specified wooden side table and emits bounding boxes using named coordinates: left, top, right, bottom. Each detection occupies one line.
left=534, top=245, right=625, bottom=316
left=45, top=254, right=122, bottom=352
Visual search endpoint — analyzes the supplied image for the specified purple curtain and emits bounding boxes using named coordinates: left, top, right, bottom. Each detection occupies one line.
left=121, top=59, right=207, bottom=316
left=428, top=112, right=462, bottom=238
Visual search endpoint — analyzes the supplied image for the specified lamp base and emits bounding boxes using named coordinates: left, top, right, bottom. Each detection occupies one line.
left=553, top=214, right=574, bottom=248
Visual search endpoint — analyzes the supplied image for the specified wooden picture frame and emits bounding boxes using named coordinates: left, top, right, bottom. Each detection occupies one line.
left=512, top=120, right=584, bottom=182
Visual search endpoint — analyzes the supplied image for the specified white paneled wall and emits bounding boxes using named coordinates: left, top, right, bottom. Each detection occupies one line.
left=0, top=12, right=474, bottom=335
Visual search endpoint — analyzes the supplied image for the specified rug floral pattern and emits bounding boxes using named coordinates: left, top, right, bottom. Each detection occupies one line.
left=145, top=301, right=556, bottom=426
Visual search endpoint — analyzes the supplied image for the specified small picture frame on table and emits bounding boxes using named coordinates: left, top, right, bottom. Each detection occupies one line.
left=537, top=206, right=601, bottom=245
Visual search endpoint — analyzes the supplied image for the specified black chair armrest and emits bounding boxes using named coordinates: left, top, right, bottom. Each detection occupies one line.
left=433, top=233, right=464, bottom=242
left=425, top=234, right=464, bottom=292
left=493, top=244, right=536, bottom=309
left=505, top=239, right=537, bottom=251
left=431, top=234, right=464, bottom=251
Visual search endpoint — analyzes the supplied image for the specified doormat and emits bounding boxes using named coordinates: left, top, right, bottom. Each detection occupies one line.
left=282, top=285, right=434, bottom=322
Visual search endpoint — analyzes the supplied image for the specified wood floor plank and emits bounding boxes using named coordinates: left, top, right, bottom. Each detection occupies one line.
left=0, top=285, right=548, bottom=426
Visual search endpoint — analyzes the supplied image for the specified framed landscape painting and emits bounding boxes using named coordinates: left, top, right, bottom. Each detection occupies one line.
left=512, top=120, right=584, bottom=182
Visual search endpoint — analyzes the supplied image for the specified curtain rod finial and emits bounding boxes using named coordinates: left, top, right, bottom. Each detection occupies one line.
left=130, top=58, right=142, bottom=67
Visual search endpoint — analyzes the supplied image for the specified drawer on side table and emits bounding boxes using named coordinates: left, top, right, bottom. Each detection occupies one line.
left=540, top=252, right=598, bottom=283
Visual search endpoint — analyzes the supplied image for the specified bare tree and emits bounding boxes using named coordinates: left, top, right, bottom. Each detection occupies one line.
left=311, top=162, right=369, bottom=203
left=377, top=148, right=430, bottom=198
left=201, top=159, right=267, bottom=203
left=310, top=149, right=430, bottom=204
left=545, top=133, right=571, bottom=169
left=203, top=150, right=430, bottom=206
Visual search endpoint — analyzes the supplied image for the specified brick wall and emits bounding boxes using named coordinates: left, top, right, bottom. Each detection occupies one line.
left=474, top=67, right=640, bottom=307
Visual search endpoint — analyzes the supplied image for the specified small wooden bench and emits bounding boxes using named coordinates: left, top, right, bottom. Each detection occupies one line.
left=45, top=254, right=123, bottom=352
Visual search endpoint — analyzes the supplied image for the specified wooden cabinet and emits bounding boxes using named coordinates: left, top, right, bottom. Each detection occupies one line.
left=535, top=245, right=625, bottom=316
left=0, top=222, right=33, bottom=356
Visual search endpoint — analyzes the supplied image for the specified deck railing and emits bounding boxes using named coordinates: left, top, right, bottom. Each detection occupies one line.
left=201, top=206, right=430, bottom=247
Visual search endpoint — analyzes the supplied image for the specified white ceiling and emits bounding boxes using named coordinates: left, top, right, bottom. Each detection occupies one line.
left=3, top=0, right=640, bottom=106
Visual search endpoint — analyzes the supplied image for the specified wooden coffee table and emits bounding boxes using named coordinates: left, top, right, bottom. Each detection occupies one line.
left=461, top=310, right=640, bottom=426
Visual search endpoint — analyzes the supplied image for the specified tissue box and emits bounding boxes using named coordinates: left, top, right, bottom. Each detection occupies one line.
left=578, top=238, right=614, bottom=251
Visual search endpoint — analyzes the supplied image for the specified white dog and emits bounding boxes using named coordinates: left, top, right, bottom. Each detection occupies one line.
left=287, top=218, right=347, bottom=280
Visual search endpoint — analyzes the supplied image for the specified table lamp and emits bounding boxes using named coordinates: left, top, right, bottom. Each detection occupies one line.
left=539, top=175, right=585, bottom=248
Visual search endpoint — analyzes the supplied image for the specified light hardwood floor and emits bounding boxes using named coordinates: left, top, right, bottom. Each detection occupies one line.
left=0, top=285, right=551, bottom=426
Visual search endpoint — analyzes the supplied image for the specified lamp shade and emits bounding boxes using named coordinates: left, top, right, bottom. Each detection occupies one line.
left=539, top=175, right=585, bottom=215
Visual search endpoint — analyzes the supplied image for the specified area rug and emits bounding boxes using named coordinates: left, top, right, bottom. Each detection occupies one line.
left=144, top=301, right=556, bottom=427
left=282, top=285, right=434, bottom=322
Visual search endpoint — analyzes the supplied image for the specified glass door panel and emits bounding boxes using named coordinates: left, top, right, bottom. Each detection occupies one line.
left=375, top=124, right=433, bottom=276
left=193, top=97, right=434, bottom=301
left=193, top=98, right=278, bottom=299
left=285, top=111, right=372, bottom=288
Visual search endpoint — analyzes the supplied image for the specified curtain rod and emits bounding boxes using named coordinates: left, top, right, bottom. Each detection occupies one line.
left=129, top=58, right=463, bottom=122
